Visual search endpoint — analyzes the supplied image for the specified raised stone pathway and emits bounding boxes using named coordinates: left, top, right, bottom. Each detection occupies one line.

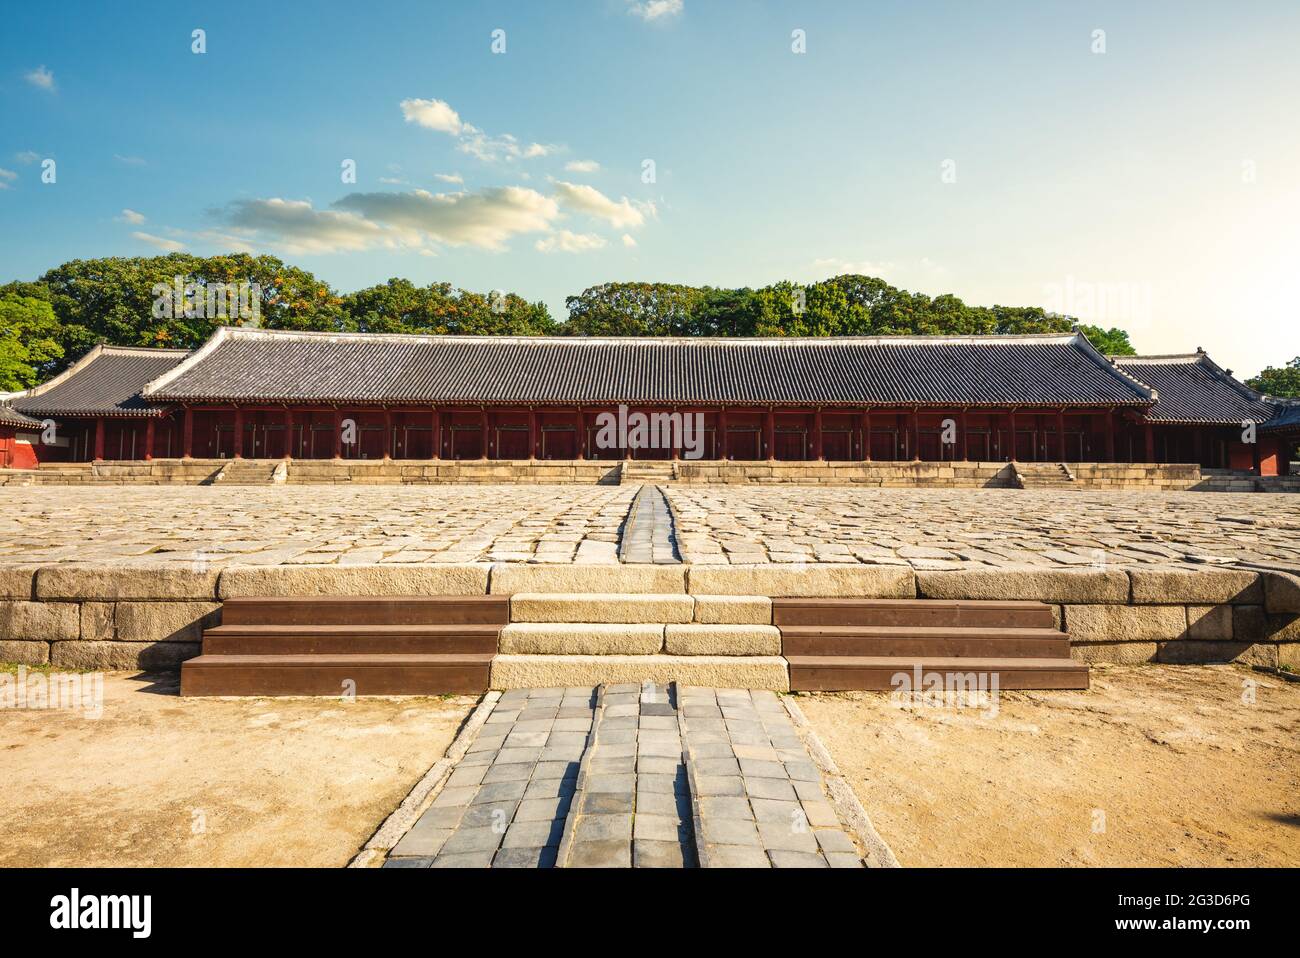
left=384, top=683, right=866, bottom=868
left=618, top=486, right=680, bottom=564
left=3, top=485, right=1298, bottom=571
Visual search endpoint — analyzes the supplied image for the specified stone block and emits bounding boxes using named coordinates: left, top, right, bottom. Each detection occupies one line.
left=1263, top=570, right=1300, bottom=614
left=692, top=595, right=772, bottom=625
left=80, top=601, right=115, bottom=640
left=1232, top=605, right=1268, bottom=644
left=490, top=565, right=686, bottom=595
left=0, top=600, right=80, bottom=641
left=687, top=564, right=914, bottom=598
left=664, top=624, right=781, bottom=655
left=50, top=640, right=200, bottom=670
left=218, top=564, right=489, bottom=598
left=498, top=623, right=664, bottom=655
left=509, top=593, right=693, bottom=624
left=1129, top=569, right=1262, bottom=605
left=0, top=640, right=50, bottom=665
left=0, top=567, right=36, bottom=599
left=1155, top=641, right=1278, bottom=668
left=489, top=654, right=789, bottom=691
left=114, top=601, right=222, bottom=642
left=1069, top=642, right=1159, bottom=664
left=918, top=568, right=1129, bottom=603
left=1065, top=604, right=1188, bottom=641
left=1186, top=604, right=1233, bottom=641
left=1263, top=612, right=1300, bottom=642
left=37, top=565, right=220, bottom=600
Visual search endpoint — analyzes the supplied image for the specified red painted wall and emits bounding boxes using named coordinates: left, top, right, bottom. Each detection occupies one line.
left=0, top=428, right=39, bottom=469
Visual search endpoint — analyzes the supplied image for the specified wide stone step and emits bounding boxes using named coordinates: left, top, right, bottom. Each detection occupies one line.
left=773, top=598, right=1055, bottom=629
left=490, top=655, right=789, bottom=691
left=780, top=625, right=1069, bottom=658
left=499, top=623, right=781, bottom=655
left=786, top=655, right=1090, bottom=691
left=221, top=595, right=509, bottom=626
left=509, top=593, right=770, bottom=625
left=202, top=623, right=500, bottom=655
left=180, top=652, right=493, bottom=696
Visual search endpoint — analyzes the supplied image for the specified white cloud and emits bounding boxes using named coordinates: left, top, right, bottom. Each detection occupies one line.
left=535, top=230, right=607, bottom=254
left=132, top=231, right=186, bottom=252
left=335, top=186, right=560, bottom=250
left=220, top=197, right=399, bottom=255
left=628, top=0, right=683, bottom=22
left=24, top=65, right=55, bottom=91
left=0, top=168, right=13, bottom=190
left=14, top=151, right=39, bottom=164
left=118, top=208, right=146, bottom=224
left=114, top=154, right=147, bottom=167
left=621, top=233, right=637, bottom=248
left=379, top=176, right=406, bottom=185
left=435, top=172, right=464, bottom=184
left=552, top=180, right=653, bottom=229
left=400, top=97, right=463, bottom=134
left=402, top=97, right=557, bottom=164
left=565, top=160, right=601, bottom=173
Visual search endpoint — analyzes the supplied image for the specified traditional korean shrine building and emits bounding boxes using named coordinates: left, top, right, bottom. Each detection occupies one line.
left=2, top=326, right=1293, bottom=474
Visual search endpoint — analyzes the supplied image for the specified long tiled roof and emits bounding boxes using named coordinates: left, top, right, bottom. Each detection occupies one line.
left=1113, top=353, right=1277, bottom=424
left=142, top=327, right=1155, bottom=408
left=13, top=345, right=191, bottom=418
left=1262, top=402, right=1300, bottom=433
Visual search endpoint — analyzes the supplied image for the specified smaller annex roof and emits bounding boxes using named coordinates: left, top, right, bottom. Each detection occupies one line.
left=1113, top=352, right=1277, bottom=425
left=142, top=326, right=1156, bottom=408
left=0, top=403, right=43, bottom=429
left=13, top=345, right=191, bottom=419
left=1261, top=401, right=1300, bottom=434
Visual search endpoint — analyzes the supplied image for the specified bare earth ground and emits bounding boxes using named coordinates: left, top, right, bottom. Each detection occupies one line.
left=800, top=665, right=1300, bottom=867
left=0, top=671, right=475, bottom=867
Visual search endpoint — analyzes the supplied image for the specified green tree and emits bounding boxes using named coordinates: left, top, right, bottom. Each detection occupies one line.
left=342, top=279, right=554, bottom=335
left=0, top=293, right=65, bottom=390
left=1247, top=358, right=1300, bottom=397
left=1077, top=324, right=1136, bottom=355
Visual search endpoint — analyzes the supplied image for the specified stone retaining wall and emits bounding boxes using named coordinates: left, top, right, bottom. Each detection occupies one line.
left=1, top=459, right=1284, bottom=491
left=2, top=562, right=1297, bottom=671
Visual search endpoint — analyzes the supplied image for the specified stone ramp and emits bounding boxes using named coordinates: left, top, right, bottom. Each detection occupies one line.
left=383, top=682, right=869, bottom=868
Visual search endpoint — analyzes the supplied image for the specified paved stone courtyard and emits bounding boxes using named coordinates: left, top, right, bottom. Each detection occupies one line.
left=2, top=485, right=1297, bottom=571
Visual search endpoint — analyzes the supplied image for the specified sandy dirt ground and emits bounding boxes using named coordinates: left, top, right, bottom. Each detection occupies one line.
left=0, top=670, right=476, bottom=867
left=799, top=665, right=1300, bottom=867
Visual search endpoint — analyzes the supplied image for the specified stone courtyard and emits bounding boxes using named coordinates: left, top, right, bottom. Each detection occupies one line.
left=1, top=484, right=1298, bottom=571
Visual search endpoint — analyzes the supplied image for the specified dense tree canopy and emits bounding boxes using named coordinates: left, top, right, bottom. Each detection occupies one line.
left=1247, top=358, right=1300, bottom=398
left=2, top=255, right=1149, bottom=390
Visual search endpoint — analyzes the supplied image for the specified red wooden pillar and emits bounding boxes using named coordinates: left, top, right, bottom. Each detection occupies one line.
left=765, top=408, right=775, bottom=461
left=1104, top=410, right=1116, bottom=462
left=92, top=418, right=105, bottom=461
left=1144, top=422, right=1155, bottom=463
left=671, top=407, right=681, bottom=461
left=333, top=408, right=343, bottom=459
left=182, top=406, right=194, bottom=459
left=718, top=406, right=728, bottom=461
left=1056, top=409, right=1066, bottom=462
left=480, top=408, right=488, bottom=460
left=577, top=408, right=586, bottom=461
left=911, top=407, right=921, bottom=461
left=283, top=408, right=294, bottom=459
left=1008, top=410, right=1018, bottom=461
left=232, top=407, right=244, bottom=459
left=431, top=408, right=441, bottom=460
left=813, top=408, right=824, bottom=461
left=382, top=408, right=393, bottom=460
left=960, top=409, right=970, bottom=461
left=861, top=409, right=872, bottom=461
left=528, top=408, right=537, bottom=461
left=144, top=418, right=155, bottom=461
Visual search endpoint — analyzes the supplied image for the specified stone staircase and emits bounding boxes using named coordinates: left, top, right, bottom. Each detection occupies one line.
left=777, top=598, right=1088, bottom=691
left=1011, top=461, right=1077, bottom=489
left=180, top=596, right=505, bottom=695
left=619, top=461, right=676, bottom=484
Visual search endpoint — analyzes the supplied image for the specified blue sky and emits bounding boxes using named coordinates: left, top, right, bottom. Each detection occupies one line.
left=2, top=0, right=1298, bottom=376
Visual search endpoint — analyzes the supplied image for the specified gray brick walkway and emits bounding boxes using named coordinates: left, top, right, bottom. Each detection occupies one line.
left=618, top=486, right=680, bottom=564
left=385, top=682, right=865, bottom=869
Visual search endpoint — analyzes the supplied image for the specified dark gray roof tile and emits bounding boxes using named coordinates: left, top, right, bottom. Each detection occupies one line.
left=15, top=346, right=190, bottom=418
